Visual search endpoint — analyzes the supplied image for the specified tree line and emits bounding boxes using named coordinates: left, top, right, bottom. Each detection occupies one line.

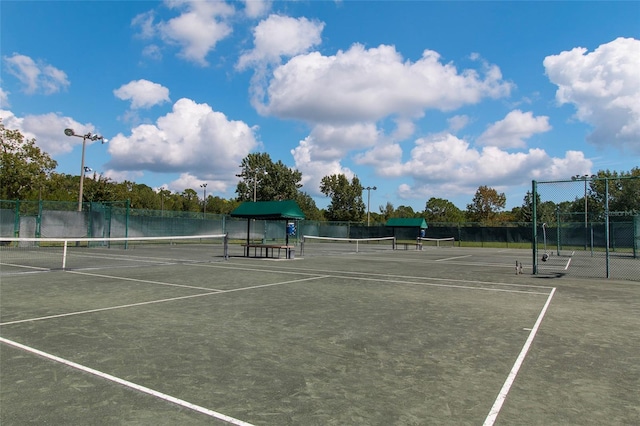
left=2, top=121, right=638, bottom=224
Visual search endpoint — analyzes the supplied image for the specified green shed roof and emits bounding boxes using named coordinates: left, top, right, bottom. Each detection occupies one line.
left=385, top=218, right=428, bottom=228
left=230, top=200, right=305, bottom=220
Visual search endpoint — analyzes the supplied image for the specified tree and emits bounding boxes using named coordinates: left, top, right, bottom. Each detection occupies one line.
left=424, top=197, right=465, bottom=223
left=294, top=192, right=323, bottom=221
left=466, top=186, right=506, bottom=223
left=379, top=202, right=395, bottom=221
left=0, top=121, right=57, bottom=199
left=590, top=168, right=640, bottom=215
left=320, top=174, right=365, bottom=221
left=236, top=153, right=302, bottom=202
left=394, top=205, right=417, bottom=218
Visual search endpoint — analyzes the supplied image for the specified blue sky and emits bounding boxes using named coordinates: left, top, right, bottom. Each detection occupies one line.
left=1, top=1, right=639, bottom=212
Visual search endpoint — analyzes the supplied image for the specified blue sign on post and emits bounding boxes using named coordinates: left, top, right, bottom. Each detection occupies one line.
left=287, top=222, right=296, bottom=236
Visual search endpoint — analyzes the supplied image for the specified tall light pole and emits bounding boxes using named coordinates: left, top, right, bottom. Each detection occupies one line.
left=200, top=183, right=207, bottom=216
left=64, top=128, right=107, bottom=212
left=572, top=174, right=595, bottom=250
left=364, top=186, right=377, bottom=226
left=237, top=166, right=267, bottom=202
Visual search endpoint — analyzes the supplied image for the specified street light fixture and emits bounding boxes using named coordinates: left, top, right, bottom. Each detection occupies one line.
left=571, top=174, right=596, bottom=250
left=364, top=186, right=377, bottom=226
left=200, top=183, right=207, bottom=216
left=64, top=128, right=107, bottom=212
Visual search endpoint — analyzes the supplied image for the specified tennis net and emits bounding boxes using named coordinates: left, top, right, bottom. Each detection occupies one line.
left=300, top=236, right=396, bottom=256
left=0, top=234, right=228, bottom=273
left=418, top=237, right=456, bottom=248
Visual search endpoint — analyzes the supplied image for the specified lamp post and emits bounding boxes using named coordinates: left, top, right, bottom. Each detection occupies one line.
left=64, top=128, right=107, bottom=212
left=237, top=166, right=267, bottom=202
left=572, top=174, right=595, bottom=250
left=200, top=183, right=207, bottom=216
left=364, top=186, right=377, bottom=226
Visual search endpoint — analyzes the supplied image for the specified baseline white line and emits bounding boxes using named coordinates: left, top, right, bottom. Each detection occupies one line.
left=0, top=337, right=254, bottom=426
left=0, top=275, right=327, bottom=326
left=564, top=258, right=572, bottom=270
left=435, top=255, right=472, bottom=262
left=483, top=287, right=557, bottom=426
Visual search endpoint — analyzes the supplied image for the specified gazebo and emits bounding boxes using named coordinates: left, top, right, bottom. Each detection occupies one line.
left=230, top=200, right=305, bottom=258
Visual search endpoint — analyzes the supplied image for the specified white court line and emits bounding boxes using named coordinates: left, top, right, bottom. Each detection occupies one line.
left=68, top=270, right=224, bottom=292
left=0, top=336, right=254, bottom=426
left=211, top=262, right=555, bottom=291
left=565, top=257, right=572, bottom=270
left=0, top=275, right=327, bottom=326
left=435, top=255, right=472, bottom=262
left=483, top=287, right=557, bottom=426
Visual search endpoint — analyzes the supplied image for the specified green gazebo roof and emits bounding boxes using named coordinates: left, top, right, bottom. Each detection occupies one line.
left=230, top=200, right=305, bottom=220
left=385, top=218, right=428, bottom=228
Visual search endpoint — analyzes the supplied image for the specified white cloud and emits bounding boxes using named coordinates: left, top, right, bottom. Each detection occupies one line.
left=237, top=15, right=324, bottom=69
left=0, top=109, right=99, bottom=156
left=166, top=172, right=227, bottom=194
left=160, top=0, right=235, bottom=65
left=242, top=0, right=271, bottom=18
left=3, top=53, right=69, bottom=95
left=544, top=37, right=640, bottom=153
left=106, top=98, right=259, bottom=190
left=133, top=1, right=235, bottom=66
left=478, top=110, right=551, bottom=148
left=290, top=122, right=380, bottom=194
left=0, top=88, right=9, bottom=108
left=447, top=115, right=470, bottom=133
left=114, top=79, right=170, bottom=109
left=387, top=133, right=592, bottom=198
left=256, top=44, right=513, bottom=123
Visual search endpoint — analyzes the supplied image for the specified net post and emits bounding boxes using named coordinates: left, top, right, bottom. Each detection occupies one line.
left=224, top=233, right=229, bottom=260
left=62, top=240, right=69, bottom=269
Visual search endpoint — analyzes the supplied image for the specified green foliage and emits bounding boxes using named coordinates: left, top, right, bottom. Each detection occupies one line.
left=424, top=197, right=465, bottom=223
left=320, top=174, right=365, bottom=221
left=0, top=120, right=58, bottom=199
left=236, top=153, right=303, bottom=202
left=466, top=186, right=506, bottom=223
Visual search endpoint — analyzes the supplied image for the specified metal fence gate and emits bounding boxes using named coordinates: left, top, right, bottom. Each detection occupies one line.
left=532, top=176, right=639, bottom=281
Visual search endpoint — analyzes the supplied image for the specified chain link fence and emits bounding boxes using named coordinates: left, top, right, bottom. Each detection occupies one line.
left=532, top=177, right=639, bottom=281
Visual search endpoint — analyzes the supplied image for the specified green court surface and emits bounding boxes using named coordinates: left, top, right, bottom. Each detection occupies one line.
left=1, top=245, right=638, bottom=425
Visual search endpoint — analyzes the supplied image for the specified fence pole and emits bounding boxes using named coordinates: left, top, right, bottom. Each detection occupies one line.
left=605, top=179, right=610, bottom=278
left=532, top=180, right=538, bottom=275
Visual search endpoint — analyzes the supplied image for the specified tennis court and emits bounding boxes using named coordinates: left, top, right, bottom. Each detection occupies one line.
left=1, top=240, right=638, bottom=425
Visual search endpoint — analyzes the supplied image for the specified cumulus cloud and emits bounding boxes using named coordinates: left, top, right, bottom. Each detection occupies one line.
left=290, top=122, right=381, bottom=194
left=106, top=98, right=258, bottom=190
left=256, top=44, right=513, bottom=123
left=388, top=133, right=592, bottom=198
left=478, top=110, right=551, bottom=148
left=0, top=109, right=99, bottom=156
left=237, top=15, right=324, bottom=69
left=3, top=53, right=69, bottom=95
left=132, top=1, right=235, bottom=66
left=242, top=0, right=271, bottom=18
left=544, top=37, right=640, bottom=153
left=113, top=79, right=170, bottom=109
